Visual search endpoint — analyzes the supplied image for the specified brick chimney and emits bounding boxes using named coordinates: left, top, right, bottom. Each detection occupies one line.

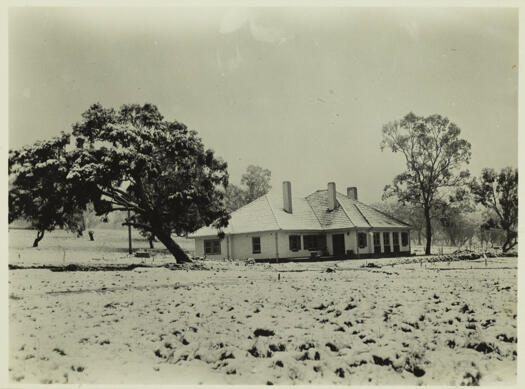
left=327, top=182, right=337, bottom=211
left=283, top=181, right=292, bottom=213
left=347, top=187, right=358, bottom=201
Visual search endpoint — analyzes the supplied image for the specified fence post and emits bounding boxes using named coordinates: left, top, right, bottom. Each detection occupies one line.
left=128, top=208, right=132, bottom=255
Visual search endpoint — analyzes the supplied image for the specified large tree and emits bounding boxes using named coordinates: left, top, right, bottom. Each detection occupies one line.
left=224, top=183, right=248, bottom=213
left=8, top=133, right=88, bottom=247
left=240, top=165, right=272, bottom=203
left=435, top=197, right=480, bottom=248
left=380, top=113, right=471, bottom=255
left=65, top=103, right=230, bottom=262
left=9, top=103, right=230, bottom=262
left=224, top=165, right=272, bottom=212
left=470, top=167, right=518, bottom=252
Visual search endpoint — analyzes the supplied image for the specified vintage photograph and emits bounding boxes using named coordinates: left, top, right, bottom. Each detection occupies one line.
left=7, top=4, right=518, bottom=385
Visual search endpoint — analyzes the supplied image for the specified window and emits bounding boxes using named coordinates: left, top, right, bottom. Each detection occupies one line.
left=204, top=239, right=221, bottom=255
left=303, top=235, right=326, bottom=251
left=402, top=232, right=409, bottom=246
left=289, top=235, right=301, bottom=251
left=358, top=232, right=367, bottom=249
left=252, top=236, right=261, bottom=254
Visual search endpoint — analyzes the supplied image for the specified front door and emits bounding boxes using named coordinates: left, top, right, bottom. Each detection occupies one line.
left=332, top=234, right=345, bottom=257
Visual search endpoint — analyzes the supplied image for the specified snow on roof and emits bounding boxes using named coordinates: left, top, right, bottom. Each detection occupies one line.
left=189, top=189, right=410, bottom=238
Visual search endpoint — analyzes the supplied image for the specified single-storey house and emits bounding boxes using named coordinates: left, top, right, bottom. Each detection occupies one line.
left=190, top=181, right=411, bottom=261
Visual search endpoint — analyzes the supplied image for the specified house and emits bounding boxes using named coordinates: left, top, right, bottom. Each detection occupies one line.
left=190, top=181, right=411, bottom=261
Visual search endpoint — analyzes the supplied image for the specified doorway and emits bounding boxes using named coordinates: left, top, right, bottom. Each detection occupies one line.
left=332, top=234, right=345, bottom=257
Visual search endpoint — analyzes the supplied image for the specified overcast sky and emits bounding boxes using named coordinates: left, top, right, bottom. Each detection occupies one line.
left=8, top=7, right=518, bottom=203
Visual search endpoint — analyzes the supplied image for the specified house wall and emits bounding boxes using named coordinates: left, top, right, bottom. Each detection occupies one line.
left=332, top=229, right=411, bottom=257
left=375, top=229, right=411, bottom=255
left=399, top=230, right=411, bottom=252
left=194, top=237, right=229, bottom=260
left=277, top=231, right=328, bottom=259
left=194, top=229, right=411, bottom=260
left=195, top=232, right=278, bottom=260
left=356, top=230, right=373, bottom=255
left=230, top=231, right=278, bottom=260
left=346, top=230, right=358, bottom=254
left=324, top=230, right=358, bottom=256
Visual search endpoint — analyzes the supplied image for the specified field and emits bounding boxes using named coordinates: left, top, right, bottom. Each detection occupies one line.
left=8, top=228, right=194, bottom=267
left=8, top=229, right=517, bottom=385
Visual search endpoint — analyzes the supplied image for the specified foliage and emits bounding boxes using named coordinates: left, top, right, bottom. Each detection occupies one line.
left=380, top=112, right=471, bottom=254
left=372, top=200, right=426, bottom=244
left=434, top=197, right=480, bottom=248
left=224, top=165, right=272, bottom=212
left=8, top=133, right=90, bottom=247
left=66, top=103, right=230, bottom=261
left=470, top=167, right=518, bottom=252
left=224, top=183, right=248, bottom=213
left=240, top=165, right=272, bottom=203
left=476, top=210, right=507, bottom=248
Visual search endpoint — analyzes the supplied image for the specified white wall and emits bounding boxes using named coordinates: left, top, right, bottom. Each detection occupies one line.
left=353, top=230, right=368, bottom=255
left=400, top=230, right=411, bottom=252
left=194, top=237, right=229, bottom=260
left=230, top=232, right=277, bottom=260
left=346, top=230, right=357, bottom=254
left=194, top=229, right=411, bottom=260
left=276, top=231, right=327, bottom=259
left=323, top=230, right=357, bottom=256
left=375, top=230, right=411, bottom=254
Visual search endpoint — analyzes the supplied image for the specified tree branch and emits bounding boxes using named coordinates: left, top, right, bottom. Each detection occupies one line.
left=121, top=221, right=153, bottom=231
left=99, top=187, right=146, bottom=214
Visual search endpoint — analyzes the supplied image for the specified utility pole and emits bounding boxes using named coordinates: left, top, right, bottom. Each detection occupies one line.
left=128, top=208, right=132, bottom=255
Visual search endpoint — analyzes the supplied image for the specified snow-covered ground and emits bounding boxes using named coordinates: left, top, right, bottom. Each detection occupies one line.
left=8, top=243, right=517, bottom=384
left=8, top=228, right=193, bottom=267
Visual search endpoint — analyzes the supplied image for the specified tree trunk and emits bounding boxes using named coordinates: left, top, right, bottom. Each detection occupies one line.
left=149, top=235, right=155, bottom=249
left=502, top=229, right=517, bottom=253
left=33, top=230, right=45, bottom=247
left=154, top=229, right=191, bottom=263
left=424, top=207, right=432, bottom=255
left=417, top=230, right=422, bottom=245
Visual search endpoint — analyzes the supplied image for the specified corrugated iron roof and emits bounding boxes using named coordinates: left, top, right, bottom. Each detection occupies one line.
left=189, top=188, right=410, bottom=238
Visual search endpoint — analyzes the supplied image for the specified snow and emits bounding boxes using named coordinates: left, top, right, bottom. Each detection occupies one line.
left=8, top=228, right=194, bottom=267
left=8, top=235, right=517, bottom=385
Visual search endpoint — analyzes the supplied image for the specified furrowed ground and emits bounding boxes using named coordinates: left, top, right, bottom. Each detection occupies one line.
left=8, top=229, right=517, bottom=385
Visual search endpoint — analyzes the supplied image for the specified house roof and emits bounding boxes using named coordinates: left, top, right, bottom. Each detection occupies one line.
left=189, top=189, right=410, bottom=238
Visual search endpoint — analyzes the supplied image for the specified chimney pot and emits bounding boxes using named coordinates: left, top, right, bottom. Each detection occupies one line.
left=347, top=187, right=358, bottom=201
left=327, top=182, right=337, bottom=210
left=283, top=181, right=292, bottom=213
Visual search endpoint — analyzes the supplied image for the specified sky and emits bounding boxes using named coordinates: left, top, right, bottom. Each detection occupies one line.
left=8, top=6, right=518, bottom=203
